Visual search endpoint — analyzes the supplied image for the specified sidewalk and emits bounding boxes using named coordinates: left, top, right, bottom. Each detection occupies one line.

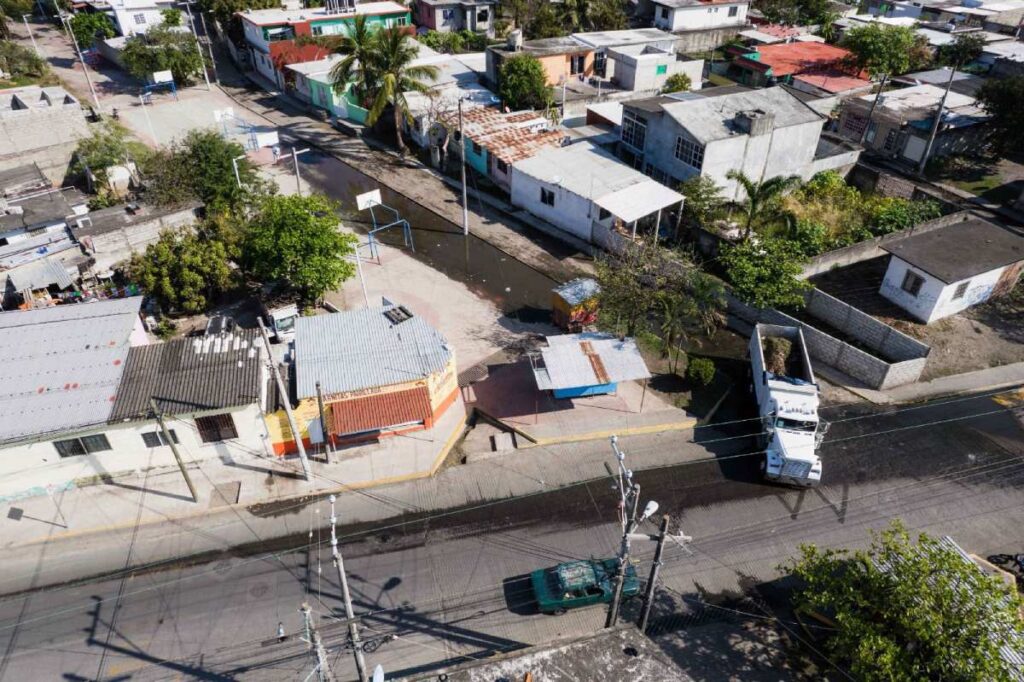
left=815, top=361, right=1024, bottom=405
left=0, top=423, right=717, bottom=596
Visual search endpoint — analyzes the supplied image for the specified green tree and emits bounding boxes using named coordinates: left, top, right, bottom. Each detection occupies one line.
left=142, top=129, right=264, bottom=212
left=498, top=53, right=551, bottom=110
left=199, top=0, right=278, bottom=46
left=128, top=229, right=233, bottom=314
left=69, top=12, right=115, bottom=49
left=0, top=0, right=32, bottom=40
left=121, top=24, right=205, bottom=84
left=818, top=11, right=840, bottom=43
left=160, top=7, right=182, bottom=26
left=678, top=175, right=724, bottom=228
left=560, top=0, right=589, bottom=31
left=0, top=39, right=50, bottom=82
left=328, top=14, right=378, bottom=106
left=721, top=237, right=809, bottom=309
left=785, top=520, right=1024, bottom=681
left=242, top=194, right=358, bottom=303
left=364, top=28, right=439, bottom=153
left=977, top=75, right=1024, bottom=155
left=841, top=24, right=917, bottom=144
left=525, top=0, right=564, bottom=39
left=662, top=72, right=692, bottom=94
left=502, top=0, right=529, bottom=27
left=726, top=170, right=802, bottom=240
left=73, top=120, right=151, bottom=181
left=588, top=0, right=627, bottom=31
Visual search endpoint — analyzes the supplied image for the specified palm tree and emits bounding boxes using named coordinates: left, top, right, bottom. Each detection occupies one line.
left=328, top=14, right=378, bottom=107
left=726, top=170, right=802, bottom=240
left=365, top=28, right=439, bottom=154
left=561, top=0, right=589, bottom=32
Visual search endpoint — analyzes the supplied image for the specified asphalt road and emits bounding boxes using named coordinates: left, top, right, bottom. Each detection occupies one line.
left=0, top=389, right=1022, bottom=681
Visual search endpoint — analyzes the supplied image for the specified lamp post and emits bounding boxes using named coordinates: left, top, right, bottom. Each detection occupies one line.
left=231, top=154, right=247, bottom=187
left=23, top=15, right=42, bottom=57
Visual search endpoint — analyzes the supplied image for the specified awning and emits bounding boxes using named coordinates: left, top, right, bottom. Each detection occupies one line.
left=330, top=386, right=432, bottom=436
left=533, top=333, right=651, bottom=391
left=594, top=180, right=683, bottom=224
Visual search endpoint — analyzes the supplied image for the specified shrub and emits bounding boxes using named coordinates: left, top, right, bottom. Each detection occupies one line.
left=662, top=72, right=692, bottom=93
left=687, top=356, right=715, bottom=387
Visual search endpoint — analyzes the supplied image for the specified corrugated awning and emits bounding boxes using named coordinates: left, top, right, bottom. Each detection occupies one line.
left=330, top=387, right=432, bottom=436
left=594, top=181, right=683, bottom=224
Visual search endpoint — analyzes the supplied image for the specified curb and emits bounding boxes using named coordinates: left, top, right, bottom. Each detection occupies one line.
left=523, top=418, right=699, bottom=447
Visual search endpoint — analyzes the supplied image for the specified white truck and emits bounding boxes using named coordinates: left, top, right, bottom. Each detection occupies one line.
left=749, top=324, right=826, bottom=487
left=262, top=302, right=299, bottom=343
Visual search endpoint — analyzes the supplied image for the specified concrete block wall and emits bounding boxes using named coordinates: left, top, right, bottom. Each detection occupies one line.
left=0, top=107, right=90, bottom=184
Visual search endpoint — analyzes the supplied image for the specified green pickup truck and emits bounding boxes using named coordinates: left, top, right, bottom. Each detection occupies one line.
left=529, top=558, right=640, bottom=615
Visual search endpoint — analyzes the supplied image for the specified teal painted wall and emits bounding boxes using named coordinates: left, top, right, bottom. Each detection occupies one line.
left=464, top=138, right=488, bottom=175
left=310, top=11, right=411, bottom=34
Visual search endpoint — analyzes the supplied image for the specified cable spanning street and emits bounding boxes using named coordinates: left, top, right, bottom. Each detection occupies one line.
left=0, top=389, right=1020, bottom=680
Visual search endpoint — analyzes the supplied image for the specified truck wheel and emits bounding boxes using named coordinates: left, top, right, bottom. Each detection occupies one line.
left=759, top=458, right=767, bottom=473
left=552, top=608, right=567, bottom=616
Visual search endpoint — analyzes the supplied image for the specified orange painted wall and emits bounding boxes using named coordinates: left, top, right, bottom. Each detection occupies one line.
left=537, top=51, right=595, bottom=86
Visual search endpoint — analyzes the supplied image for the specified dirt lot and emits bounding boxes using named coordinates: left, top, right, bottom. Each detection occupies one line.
left=813, top=257, right=1024, bottom=381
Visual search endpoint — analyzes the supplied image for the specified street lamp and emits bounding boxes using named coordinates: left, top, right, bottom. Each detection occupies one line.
left=286, top=146, right=311, bottom=196
left=231, top=154, right=247, bottom=188
left=22, top=15, right=42, bottom=57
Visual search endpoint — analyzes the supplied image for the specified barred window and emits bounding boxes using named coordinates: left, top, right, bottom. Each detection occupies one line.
left=952, top=280, right=970, bottom=299
left=901, top=270, right=925, bottom=297
left=674, top=136, right=704, bottom=171
left=621, top=111, right=647, bottom=151
left=195, top=414, right=238, bottom=443
left=142, top=430, right=179, bottom=448
left=540, top=188, right=555, bottom=206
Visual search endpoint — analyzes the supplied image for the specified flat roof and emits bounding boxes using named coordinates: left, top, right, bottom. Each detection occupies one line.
left=585, top=100, right=623, bottom=126
left=490, top=36, right=592, bottom=56
left=237, top=1, right=407, bottom=26
left=533, top=333, right=651, bottom=391
left=882, top=218, right=1024, bottom=284
left=892, top=68, right=986, bottom=96
left=0, top=187, right=76, bottom=234
left=571, top=28, right=675, bottom=49
left=656, top=86, right=822, bottom=144
left=857, top=83, right=976, bottom=112
left=740, top=42, right=854, bottom=77
left=75, top=201, right=201, bottom=238
left=110, top=329, right=263, bottom=420
left=652, top=0, right=746, bottom=7
left=0, top=164, right=49, bottom=199
left=0, top=298, right=143, bottom=444
left=793, top=70, right=871, bottom=94
left=294, top=304, right=452, bottom=399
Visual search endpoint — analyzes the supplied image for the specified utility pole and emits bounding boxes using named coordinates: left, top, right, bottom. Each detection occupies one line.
left=61, top=13, right=101, bottom=114
left=23, top=15, right=42, bottom=57
left=330, top=494, right=369, bottom=682
left=232, top=154, right=246, bottom=188
left=638, top=514, right=670, bottom=633
left=180, top=1, right=211, bottom=90
left=917, top=66, right=958, bottom=175
left=182, top=0, right=218, bottom=84
left=606, top=435, right=658, bottom=629
left=316, top=381, right=333, bottom=462
left=291, top=147, right=311, bottom=196
left=150, top=399, right=198, bottom=502
left=301, top=603, right=336, bottom=682
left=457, top=97, right=469, bottom=236
left=257, top=318, right=312, bottom=482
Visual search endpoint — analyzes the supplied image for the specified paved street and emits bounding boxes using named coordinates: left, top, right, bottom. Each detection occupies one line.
left=0, top=390, right=1020, bottom=680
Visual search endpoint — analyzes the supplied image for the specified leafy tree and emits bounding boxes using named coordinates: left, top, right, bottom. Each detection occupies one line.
left=328, top=14, right=378, bottom=106
left=142, top=129, right=264, bottom=212
left=721, top=237, right=809, bottom=310
left=977, top=75, right=1024, bottom=155
left=560, top=0, right=588, bottom=31
left=818, top=11, right=840, bottom=43
left=198, top=0, right=278, bottom=45
left=242, top=194, right=358, bottom=303
left=678, top=175, right=724, bottom=227
left=498, top=53, right=551, bottom=110
left=938, top=30, right=985, bottom=69
left=73, top=120, right=151, bottom=181
left=128, top=229, right=233, bottom=314
left=502, top=0, right=529, bottom=27
left=785, top=520, right=1024, bottom=681
left=121, top=24, right=205, bottom=84
left=69, top=12, right=115, bottom=49
left=0, top=39, right=50, bottom=82
left=364, top=28, right=439, bottom=153
left=662, top=72, right=692, bottom=94
left=588, top=0, right=627, bottom=31
left=787, top=218, right=833, bottom=258
left=160, top=7, right=182, bottom=26
left=866, top=197, right=941, bottom=235
left=525, top=0, right=564, bottom=39
left=726, top=170, right=802, bottom=240
left=841, top=24, right=917, bottom=144
left=0, top=0, right=32, bottom=40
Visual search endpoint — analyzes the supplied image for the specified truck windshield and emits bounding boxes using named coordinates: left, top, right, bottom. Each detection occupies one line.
left=775, top=417, right=816, bottom=432
left=275, top=316, right=297, bottom=332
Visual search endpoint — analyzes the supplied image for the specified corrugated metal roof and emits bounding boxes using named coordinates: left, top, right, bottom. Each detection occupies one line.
left=5, top=258, right=75, bottom=291
left=534, top=333, right=650, bottom=390
left=330, top=386, right=431, bottom=435
left=294, top=305, right=452, bottom=399
left=110, top=329, right=263, bottom=421
left=0, top=298, right=143, bottom=443
left=552, top=278, right=600, bottom=306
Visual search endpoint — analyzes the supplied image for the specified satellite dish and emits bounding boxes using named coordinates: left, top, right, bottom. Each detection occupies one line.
left=372, top=664, right=385, bottom=682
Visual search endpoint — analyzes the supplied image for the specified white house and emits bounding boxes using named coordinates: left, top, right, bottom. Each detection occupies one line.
left=510, top=140, right=684, bottom=251
left=101, top=0, right=179, bottom=36
left=0, top=300, right=269, bottom=498
left=648, top=0, right=749, bottom=32
left=879, top=218, right=1024, bottom=323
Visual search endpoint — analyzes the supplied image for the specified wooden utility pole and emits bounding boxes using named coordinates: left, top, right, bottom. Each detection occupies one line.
left=150, top=399, right=198, bottom=503
left=330, top=494, right=369, bottom=682
left=257, top=319, right=312, bottom=482
left=301, top=602, right=336, bottom=682
left=638, top=514, right=670, bottom=633
left=316, top=381, right=333, bottom=463
left=606, top=479, right=639, bottom=628
left=458, top=97, right=469, bottom=236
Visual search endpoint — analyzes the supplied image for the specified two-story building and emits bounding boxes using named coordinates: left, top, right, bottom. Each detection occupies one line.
left=237, top=2, right=412, bottom=89
left=639, top=0, right=750, bottom=51
left=618, top=86, right=860, bottom=199
left=486, top=35, right=595, bottom=88
left=414, top=0, right=498, bottom=35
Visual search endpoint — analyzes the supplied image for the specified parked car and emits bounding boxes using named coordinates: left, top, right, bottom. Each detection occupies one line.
left=529, top=558, right=639, bottom=615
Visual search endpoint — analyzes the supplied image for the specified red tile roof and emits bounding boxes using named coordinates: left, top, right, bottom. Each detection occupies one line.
left=793, top=70, right=872, bottom=94
left=330, top=386, right=431, bottom=436
left=745, top=42, right=855, bottom=78
left=759, top=24, right=803, bottom=39
left=480, top=127, right=566, bottom=164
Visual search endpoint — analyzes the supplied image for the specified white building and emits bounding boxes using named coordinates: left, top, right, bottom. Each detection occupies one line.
left=879, top=218, right=1024, bottom=323
left=510, top=140, right=684, bottom=251
left=102, top=0, right=179, bottom=36
left=648, top=0, right=749, bottom=32
left=0, top=299, right=269, bottom=497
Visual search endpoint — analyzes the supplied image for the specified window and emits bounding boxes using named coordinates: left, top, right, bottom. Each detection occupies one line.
left=901, top=270, right=925, bottom=297
left=54, top=434, right=112, bottom=458
left=312, top=25, right=324, bottom=36
left=621, top=110, right=647, bottom=151
left=496, top=158, right=508, bottom=173
left=594, top=51, right=607, bottom=77
left=570, top=53, right=586, bottom=75
left=729, top=5, right=738, bottom=16
left=674, top=136, right=705, bottom=171
left=195, top=414, right=238, bottom=443
left=396, top=16, right=408, bottom=25
left=865, top=121, right=878, bottom=144
left=472, top=141, right=482, bottom=155
left=598, top=208, right=611, bottom=221
left=656, top=64, right=667, bottom=75
left=882, top=129, right=897, bottom=151
left=841, top=114, right=867, bottom=137
left=142, top=430, right=179, bottom=448
left=660, top=7, right=669, bottom=19
left=952, top=280, right=970, bottom=299
left=133, top=13, right=146, bottom=24
left=442, top=8, right=455, bottom=20
left=540, top=188, right=555, bottom=206
left=477, top=8, right=488, bottom=21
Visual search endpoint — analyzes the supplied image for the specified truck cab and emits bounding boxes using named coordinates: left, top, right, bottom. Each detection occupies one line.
left=263, top=303, right=299, bottom=343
